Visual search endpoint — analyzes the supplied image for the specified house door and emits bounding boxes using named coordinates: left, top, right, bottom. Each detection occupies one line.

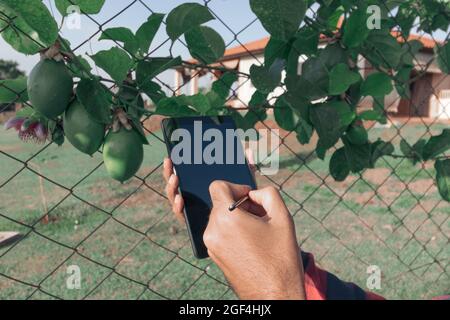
left=410, top=73, right=433, bottom=117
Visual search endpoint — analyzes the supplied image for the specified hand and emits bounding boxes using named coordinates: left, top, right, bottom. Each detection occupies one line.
left=205, top=181, right=306, bottom=300
left=163, top=156, right=256, bottom=223
left=163, top=158, right=185, bottom=223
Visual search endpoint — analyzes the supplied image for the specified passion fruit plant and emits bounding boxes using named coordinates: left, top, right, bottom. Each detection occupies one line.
left=0, top=1, right=450, bottom=199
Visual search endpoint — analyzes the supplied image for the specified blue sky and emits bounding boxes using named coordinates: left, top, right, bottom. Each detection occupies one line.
left=0, top=0, right=268, bottom=88
left=0, top=0, right=448, bottom=89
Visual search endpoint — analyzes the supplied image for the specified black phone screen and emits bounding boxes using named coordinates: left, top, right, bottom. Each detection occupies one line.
left=162, top=116, right=256, bottom=259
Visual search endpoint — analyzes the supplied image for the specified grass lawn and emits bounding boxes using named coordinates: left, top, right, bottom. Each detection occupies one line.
left=0, top=119, right=448, bottom=300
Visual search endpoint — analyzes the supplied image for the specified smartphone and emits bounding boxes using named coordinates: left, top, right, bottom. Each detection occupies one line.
left=161, top=116, right=256, bottom=259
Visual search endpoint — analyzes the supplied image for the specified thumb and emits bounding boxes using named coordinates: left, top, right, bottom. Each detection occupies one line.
left=209, top=181, right=252, bottom=205
left=248, top=186, right=289, bottom=221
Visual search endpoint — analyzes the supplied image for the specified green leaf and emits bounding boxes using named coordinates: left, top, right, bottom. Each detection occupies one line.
left=211, top=72, right=238, bottom=100
left=346, top=125, right=368, bottom=146
left=99, top=27, right=139, bottom=55
left=343, top=7, right=370, bottom=48
left=207, top=72, right=238, bottom=108
left=357, top=110, right=385, bottom=122
left=343, top=137, right=371, bottom=173
left=136, top=57, right=182, bottom=89
left=185, top=26, right=225, bottom=64
left=274, top=96, right=296, bottom=131
left=0, top=77, right=28, bottom=103
left=330, top=148, right=350, bottom=182
left=76, top=79, right=112, bottom=124
left=360, top=72, right=393, bottom=97
left=250, top=0, right=307, bottom=41
left=15, top=106, right=37, bottom=119
left=394, top=66, right=413, bottom=98
left=130, top=118, right=149, bottom=145
left=372, top=96, right=388, bottom=124
left=248, top=91, right=268, bottom=109
left=231, top=109, right=265, bottom=131
left=301, top=57, right=329, bottom=97
left=265, top=37, right=291, bottom=68
left=370, top=140, right=394, bottom=167
left=364, top=30, right=403, bottom=69
left=400, top=138, right=426, bottom=164
left=423, top=129, right=450, bottom=160
left=400, top=40, right=423, bottom=67
left=435, top=160, right=450, bottom=202
left=135, top=13, right=165, bottom=54
left=287, top=27, right=319, bottom=76
left=90, top=47, right=133, bottom=83
left=395, top=3, right=415, bottom=38
left=178, top=94, right=212, bottom=115
left=0, top=0, right=59, bottom=54
left=156, top=97, right=198, bottom=116
left=287, top=43, right=347, bottom=101
left=51, top=124, right=65, bottom=146
left=309, top=101, right=354, bottom=150
left=316, top=139, right=329, bottom=160
left=250, top=59, right=284, bottom=94
left=139, top=81, right=166, bottom=105
left=296, top=118, right=313, bottom=145
left=329, top=63, right=361, bottom=95
left=166, top=3, right=214, bottom=41
left=436, top=41, right=450, bottom=74
left=321, top=43, right=348, bottom=70
left=67, top=55, right=92, bottom=79
left=55, top=0, right=105, bottom=16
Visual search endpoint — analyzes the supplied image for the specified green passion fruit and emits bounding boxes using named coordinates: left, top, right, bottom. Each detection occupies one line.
left=28, top=59, right=73, bottom=119
left=64, top=100, right=105, bottom=156
left=103, top=128, right=144, bottom=182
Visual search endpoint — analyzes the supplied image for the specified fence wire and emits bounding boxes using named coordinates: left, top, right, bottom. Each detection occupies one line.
left=0, top=0, right=449, bottom=300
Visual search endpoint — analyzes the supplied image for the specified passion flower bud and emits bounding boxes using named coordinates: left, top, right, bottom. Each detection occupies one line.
left=5, top=116, right=48, bottom=144
left=21, top=118, right=36, bottom=132
left=4, top=117, right=25, bottom=131
left=34, top=123, right=48, bottom=142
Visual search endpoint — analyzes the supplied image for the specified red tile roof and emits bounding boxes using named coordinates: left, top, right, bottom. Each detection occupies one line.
left=218, top=32, right=440, bottom=62
left=184, top=16, right=443, bottom=66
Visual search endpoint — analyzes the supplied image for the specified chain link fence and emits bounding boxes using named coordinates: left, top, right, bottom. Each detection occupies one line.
left=0, top=0, right=449, bottom=300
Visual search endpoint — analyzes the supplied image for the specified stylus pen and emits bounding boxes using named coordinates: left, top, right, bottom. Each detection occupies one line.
left=228, top=196, right=250, bottom=212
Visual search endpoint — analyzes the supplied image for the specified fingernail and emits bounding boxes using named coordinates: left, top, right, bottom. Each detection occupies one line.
left=169, top=174, right=176, bottom=185
left=174, top=194, right=181, bottom=204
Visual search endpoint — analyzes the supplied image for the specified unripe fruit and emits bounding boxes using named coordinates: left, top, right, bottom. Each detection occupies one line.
left=28, top=59, right=73, bottom=119
left=103, top=128, right=144, bottom=182
left=64, top=100, right=105, bottom=156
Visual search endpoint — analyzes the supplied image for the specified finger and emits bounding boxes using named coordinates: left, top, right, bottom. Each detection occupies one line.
left=248, top=186, right=289, bottom=220
left=229, top=183, right=252, bottom=201
left=166, top=174, right=179, bottom=204
left=173, top=194, right=185, bottom=223
left=245, top=148, right=257, bottom=176
left=209, top=181, right=252, bottom=204
left=163, top=158, right=174, bottom=182
left=208, top=181, right=233, bottom=203
left=240, top=200, right=267, bottom=218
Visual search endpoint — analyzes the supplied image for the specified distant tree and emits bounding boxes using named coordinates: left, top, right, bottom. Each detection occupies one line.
left=0, top=59, right=25, bottom=112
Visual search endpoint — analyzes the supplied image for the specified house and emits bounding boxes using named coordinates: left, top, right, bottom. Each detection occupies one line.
left=174, top=32, right=450, bottom=121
